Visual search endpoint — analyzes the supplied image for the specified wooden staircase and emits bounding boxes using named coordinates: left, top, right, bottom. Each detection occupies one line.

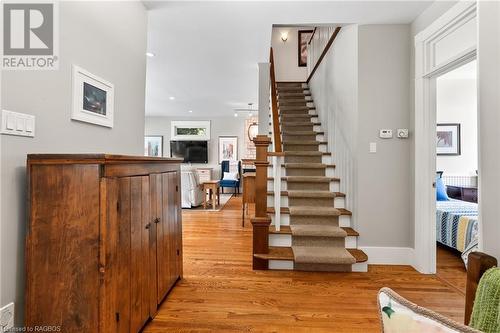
left=250, top=48, right=367, bottom=272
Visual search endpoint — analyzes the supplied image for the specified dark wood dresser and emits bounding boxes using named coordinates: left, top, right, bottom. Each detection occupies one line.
left=446, top=185, right=478, bottom=203
left=25, top=154, right=183, bottom=333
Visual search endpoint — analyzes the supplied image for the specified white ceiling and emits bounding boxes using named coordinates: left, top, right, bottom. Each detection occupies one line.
left=144, top=1, right=434, bottom=117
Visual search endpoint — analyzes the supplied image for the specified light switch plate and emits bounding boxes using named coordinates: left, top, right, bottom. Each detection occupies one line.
left=0, top=302, right=14, bottom=332
left=369, top=142, right=377, bottom=153
left=379, top=129, right=393, bottom=139
left=397, top=128, right=409, bottom=138
left=1, top=110, right=35, bottom=137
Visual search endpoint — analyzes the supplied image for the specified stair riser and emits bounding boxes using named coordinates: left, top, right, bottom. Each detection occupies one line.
left=282, top=134, right=324, bottom=142
left=270, top=214, right=350, bottom=227
left=285, top=168, right=326, bottom=177
left=277, top=82, right=308, bottom=88
left=283, top=145, right=327, bottom=153
left=289, top=197, right=333, bottom=207
left=269, top=234, right=357, bottom=248
left=282, top=134, right=316, bottom=141
left=267, top=166, right=334, bottom=177
left=267, top=196, right=345, bottom=209
left=292, top=236, right=346, bottom=248
left=279, top=104, right=314, bottom=110
left=267, top=180, right=341, bottom=192
left=284, top=155, right=322, bottom=163
left=279, top=108, right=314, bottom=114
left=282, top=155, right=331, bottom=164
left=268, top=260, right=367, bottom=272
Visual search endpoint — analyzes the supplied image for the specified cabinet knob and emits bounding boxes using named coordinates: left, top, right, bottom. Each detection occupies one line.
left=145, top=223, right=151, bottom=229
left=99, top=266, right=105, bottom=274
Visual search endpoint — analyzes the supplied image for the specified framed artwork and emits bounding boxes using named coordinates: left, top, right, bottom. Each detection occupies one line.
left=298, top=29, right=313, bottom=67
left=436, top=123, right=461, bottom=155
left=144, top=136, right=163, bottom=157
left=72, top=65, right=114, bottom=128
left=218, top=136, right=238, bottom=163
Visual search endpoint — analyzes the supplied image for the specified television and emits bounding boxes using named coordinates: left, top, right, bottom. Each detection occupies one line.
left=170, top=141, right=208, bottom=163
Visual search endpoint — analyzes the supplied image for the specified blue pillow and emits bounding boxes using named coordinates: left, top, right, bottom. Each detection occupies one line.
left=436, top=177, right=449, bottom=201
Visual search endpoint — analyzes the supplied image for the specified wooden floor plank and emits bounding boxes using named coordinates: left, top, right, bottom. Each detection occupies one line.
left=143, top=196, right=465, bottom=332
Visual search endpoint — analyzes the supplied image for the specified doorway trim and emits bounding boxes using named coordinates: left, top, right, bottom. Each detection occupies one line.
left=414, top=2, right=477, bottom=274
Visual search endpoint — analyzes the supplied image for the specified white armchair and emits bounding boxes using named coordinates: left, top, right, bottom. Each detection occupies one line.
left=180, top=170, right=204, bottom=208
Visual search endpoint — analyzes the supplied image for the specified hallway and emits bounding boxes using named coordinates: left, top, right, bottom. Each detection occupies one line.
left=144, top=196, right=465, bottom=332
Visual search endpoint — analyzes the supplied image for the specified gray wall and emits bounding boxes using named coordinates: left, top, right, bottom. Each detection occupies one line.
left=0, top=1, right=147, bottom=324
left=357, top=25, right=411, bottom=247
left=145, top=116, right=247, bottom=178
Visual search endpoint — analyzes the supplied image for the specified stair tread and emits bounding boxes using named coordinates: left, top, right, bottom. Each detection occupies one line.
left=289, top=206, right=340, bottom=216
left=269, top=225, right=359, bottom=237
left=293, top=246, right=356, bottom=264
left=267, top=190, right=345, bottom=198
left=267, top=176, right=340, bottom=183
left=285, top=163, right=335, bottom=168
left=280, top=122, right=321, bottom=126
left=284, top=151, right=331, bottom=156
left=267, top=163, right=336, bottom=168
left=282, top=131, right=325, bottom=135
left=280, top=114, right=318, bottom=118
left=267, top=206, right=350, bottom=216
left=283, top=140, right=327, bottom=145
left=254, top=246, right=367, bottom=263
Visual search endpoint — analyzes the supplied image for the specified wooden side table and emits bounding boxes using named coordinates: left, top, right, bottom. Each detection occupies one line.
left=203, top=181, right=220, bottom=210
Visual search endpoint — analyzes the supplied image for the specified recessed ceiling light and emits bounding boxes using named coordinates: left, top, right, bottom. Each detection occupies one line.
left=234, top=113, right=238, bottom=117
left=188, top=110, right=193, bottom=113
left=146, top=52, right=155, bottom=57
left=169, top=96, right=175, bottom=100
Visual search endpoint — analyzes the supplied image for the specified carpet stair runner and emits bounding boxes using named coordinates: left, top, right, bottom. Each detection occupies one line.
left=261, top=81, right=368, bottom=272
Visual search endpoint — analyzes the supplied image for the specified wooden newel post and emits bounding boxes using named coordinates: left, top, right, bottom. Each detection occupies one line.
left=251, top=135, right=272, bottom=270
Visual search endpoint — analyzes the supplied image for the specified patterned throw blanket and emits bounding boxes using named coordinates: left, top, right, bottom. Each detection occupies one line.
left=436, top=200, right=479, bottom=266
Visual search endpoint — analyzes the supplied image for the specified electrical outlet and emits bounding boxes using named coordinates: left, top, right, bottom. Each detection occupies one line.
left=0, top=302, right=14, bottom=332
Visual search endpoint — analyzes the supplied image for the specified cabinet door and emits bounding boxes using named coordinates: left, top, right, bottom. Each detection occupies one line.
left=149, top=174, right=161, bottom=306
left=129, top=177, right=151, bottom=332
left=105, top=176, right=150, bottom=333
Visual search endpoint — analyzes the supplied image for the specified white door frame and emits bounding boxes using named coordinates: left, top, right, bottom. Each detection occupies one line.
left=414, top=2, right=477, bottom=274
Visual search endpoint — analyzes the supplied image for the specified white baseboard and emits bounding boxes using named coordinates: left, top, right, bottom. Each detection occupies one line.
left=359, top=246, right=415, bottom=266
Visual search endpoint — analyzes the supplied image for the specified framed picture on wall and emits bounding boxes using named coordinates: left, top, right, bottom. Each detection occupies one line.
left=218, top=136, right=238, bottom=163
left=144, top=136, right=163, bottom=157
left=437, top=123, right=461, bottom=155
left=298, top=29, right=313, bottom=67
left=71, top=65, right=114, bottom=128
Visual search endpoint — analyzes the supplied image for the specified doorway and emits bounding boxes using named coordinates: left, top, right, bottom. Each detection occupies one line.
left=435, top=60, right=478, bottom=293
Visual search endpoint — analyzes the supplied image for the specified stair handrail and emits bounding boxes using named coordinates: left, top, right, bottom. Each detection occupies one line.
left=269, top=47, right=282, bottom=153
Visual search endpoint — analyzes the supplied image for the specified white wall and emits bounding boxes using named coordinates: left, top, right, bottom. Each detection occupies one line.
left=309, top=24, right=358, bottom=217
left=0, top=1, right=147, bottom=324
left=477, top=1, right=500, bottom=262
left=145, top=116, right=247, bottom=178
left=436, top=72, right=477, bottom=175
left=271, top=27, right=310, bottom=82
left=309, top=24, right=412, bottom=250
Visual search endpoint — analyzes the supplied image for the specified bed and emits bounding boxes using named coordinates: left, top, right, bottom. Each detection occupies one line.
left=436, top=199, right=479, bottom=265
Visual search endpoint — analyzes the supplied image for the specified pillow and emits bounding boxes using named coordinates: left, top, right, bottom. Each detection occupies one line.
left=436, top=176, right=449, bottom=201
left=470, top=267, right=500, bottom=333
left=223, top=172, right=238, bottom=181
left=378, top=287, right=481, bottom=333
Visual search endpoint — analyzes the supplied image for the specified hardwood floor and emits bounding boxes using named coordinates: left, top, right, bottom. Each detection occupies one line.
left=436, top=244, right=467, bottom=296
left=144, top=196, right=466, bottom=332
